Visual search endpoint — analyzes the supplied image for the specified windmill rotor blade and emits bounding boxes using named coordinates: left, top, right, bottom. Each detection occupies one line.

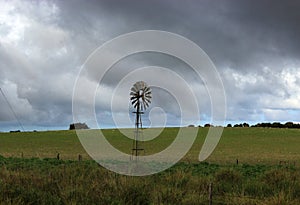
left=134, top=82, right=139, bottom=89
left=143, top=99, right=148, bottom=109
left=144, top=87, right=151, bottom=93
left=134, top=83, right=141, bottom=91
left=130, top=91, right=137, bottom=96
left=130, top=96, right=138, bottom=101
left=131, top=100, right=137, bottom=105
left=132, top=94, right=139, bottom=99
left=145, top=98, right=151, bottom=104
left=139, top=81, right=145, bottom=88
left=142, top=102, right=146, bottom=110
left=131, top=87, right=137, bottom=92
left=145, top=94, right=151, bottom=98
left=131, top=98, right=138, bottom=104
left=132, top=100, right=140, bottom=108
left=131, top=98, right=138, bottom=103
left=144, top=101, right=149, bottom=108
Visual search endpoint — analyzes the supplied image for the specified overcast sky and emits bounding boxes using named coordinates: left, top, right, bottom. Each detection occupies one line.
left=0, top=0, right=300, bottom=131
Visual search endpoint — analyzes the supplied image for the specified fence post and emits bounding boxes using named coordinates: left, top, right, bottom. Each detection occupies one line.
left=208, top=182, right=213, bottom=205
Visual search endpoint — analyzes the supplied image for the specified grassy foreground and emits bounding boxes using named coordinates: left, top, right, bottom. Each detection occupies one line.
left=0, top=127, right=300, bottom=204
left=0, top=157, right=299, bottom=204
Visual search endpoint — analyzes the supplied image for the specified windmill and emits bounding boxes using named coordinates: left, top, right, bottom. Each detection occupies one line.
left=130, top=81, right=151, bottom=159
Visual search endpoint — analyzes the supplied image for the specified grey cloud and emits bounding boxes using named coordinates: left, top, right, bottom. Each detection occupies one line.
left=55, top=0, right=300, bottom=73
left=1, top=0, right=300, bottom=130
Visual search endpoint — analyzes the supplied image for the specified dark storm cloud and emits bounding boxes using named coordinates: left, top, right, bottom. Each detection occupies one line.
left=59, top=0, right=300, bottom=122
left=216, top=0, right=300, bottom=67
left=0, top=0, right=300, bottom=130
left=56, top=0, right=300, bottom=73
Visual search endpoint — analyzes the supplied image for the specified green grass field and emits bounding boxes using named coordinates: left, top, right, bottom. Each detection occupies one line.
left=1, top=127, right=300, bottom=165
left=1, top=127, right=300, bottom=204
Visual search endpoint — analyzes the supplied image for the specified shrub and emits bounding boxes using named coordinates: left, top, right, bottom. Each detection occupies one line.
left=69, top=123, right=89, bottom=130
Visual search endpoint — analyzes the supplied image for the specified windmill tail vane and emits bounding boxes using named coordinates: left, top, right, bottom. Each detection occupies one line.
left=130, top=81, right=152, bottom=160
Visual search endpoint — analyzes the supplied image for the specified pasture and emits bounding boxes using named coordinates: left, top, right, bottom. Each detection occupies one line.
left=0, top=127, right=300, bottom=204
left=0, top=127, right=300, bottom=165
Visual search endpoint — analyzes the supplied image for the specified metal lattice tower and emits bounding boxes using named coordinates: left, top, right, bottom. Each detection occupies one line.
left=130, top=81, right=151, bottom=160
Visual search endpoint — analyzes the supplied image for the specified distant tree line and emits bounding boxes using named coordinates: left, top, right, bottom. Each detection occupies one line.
left=226, top=122, right=300, bottom=129
left=198, top=123, right=250, bottom=128
left=251, top=122, right=300, bottom=129
left=194, top=122, right=300, bottom=129
left=227, top=123, right=250, bottom=128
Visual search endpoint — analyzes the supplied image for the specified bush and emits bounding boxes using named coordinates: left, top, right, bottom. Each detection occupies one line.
left=69, top=123, right=89, bottom=130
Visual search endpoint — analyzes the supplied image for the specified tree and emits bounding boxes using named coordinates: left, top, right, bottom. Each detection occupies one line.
left=69, top=123, right=89, bottom=130
left=271, top=122, right=282, bottom=128
left=243, top=123, right=249, bottom=127
left=227, top=124, right=232, bottom=127
left=285, top=122, right=294, bottom=128
left=234, top=124, right=242, bottom=127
